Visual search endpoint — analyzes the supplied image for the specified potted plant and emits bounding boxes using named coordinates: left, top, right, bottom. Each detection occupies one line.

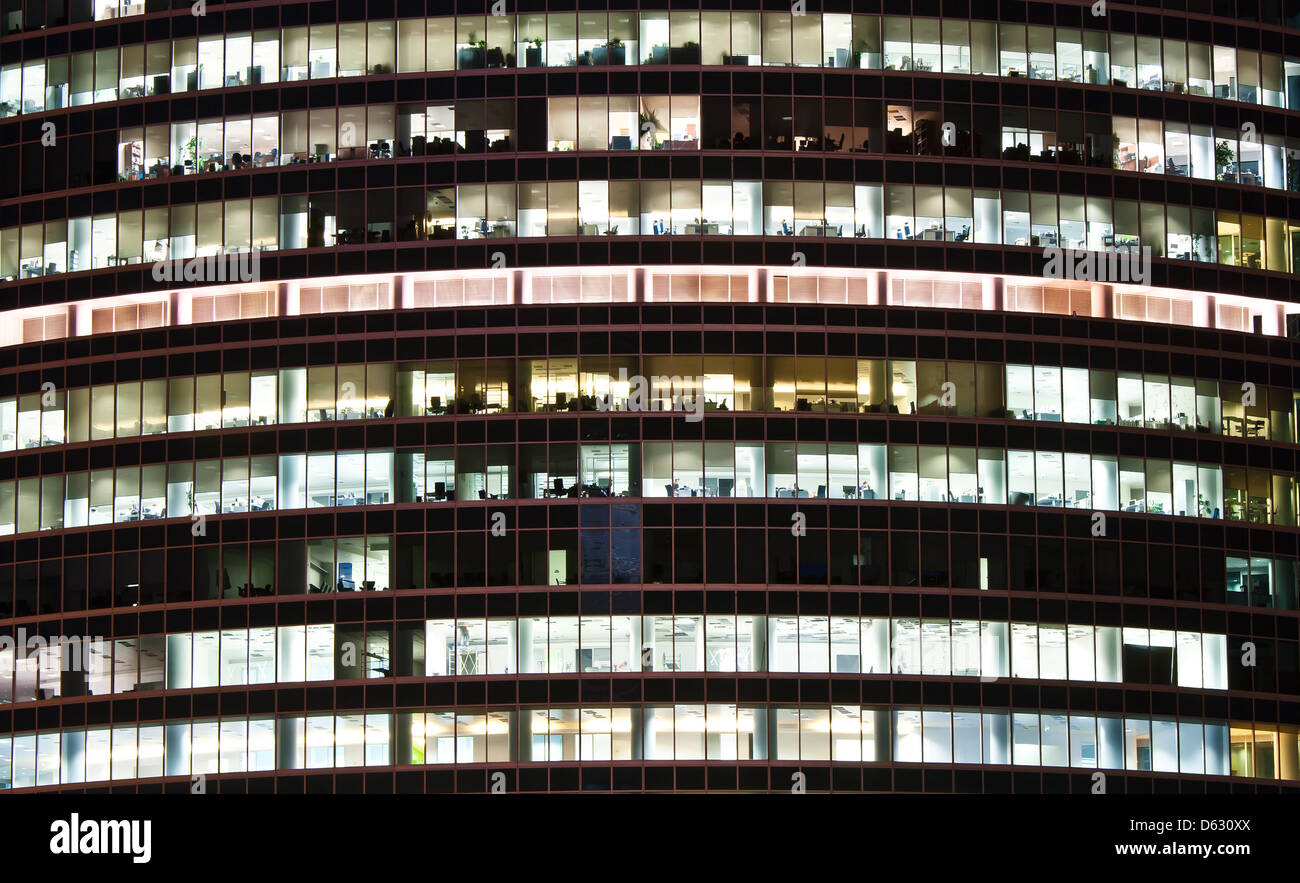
left=184, top=134, right=200, bottom=171
left=638, top=107, right=664, bottom=149
left=670, top=40, right=700, bottom=65
left=458, top=34, right=486, bottom=69
left=525, top=37, right=543, bottom=67
left=1215, top=139, right=1236, bottom=179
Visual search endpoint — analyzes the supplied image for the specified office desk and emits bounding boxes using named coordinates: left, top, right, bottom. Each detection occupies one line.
left=798, top=224, right=840, bottom=237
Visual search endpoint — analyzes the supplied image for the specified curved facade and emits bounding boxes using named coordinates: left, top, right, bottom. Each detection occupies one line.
left=0, top=0, right=1299, bottom=795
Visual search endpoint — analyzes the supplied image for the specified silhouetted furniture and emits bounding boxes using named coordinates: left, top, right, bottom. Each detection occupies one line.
left=669, top=45, right=700, bottom=64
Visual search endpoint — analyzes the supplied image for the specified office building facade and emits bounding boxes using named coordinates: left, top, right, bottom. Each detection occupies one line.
left=0, top=0, right=1298, bottom=793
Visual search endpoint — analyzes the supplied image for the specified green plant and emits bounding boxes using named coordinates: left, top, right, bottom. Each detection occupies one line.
left=638, top=107, right=663, bottom=147
left=1198, top=493, right=1218, bottom=518
left=184, top=135, right=200, bottom=166
left=607, top=38, right=624, bottom=48
left=1215, top=139, right=1235, bottom=173
left=528, top=36, right=543, bottom=48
